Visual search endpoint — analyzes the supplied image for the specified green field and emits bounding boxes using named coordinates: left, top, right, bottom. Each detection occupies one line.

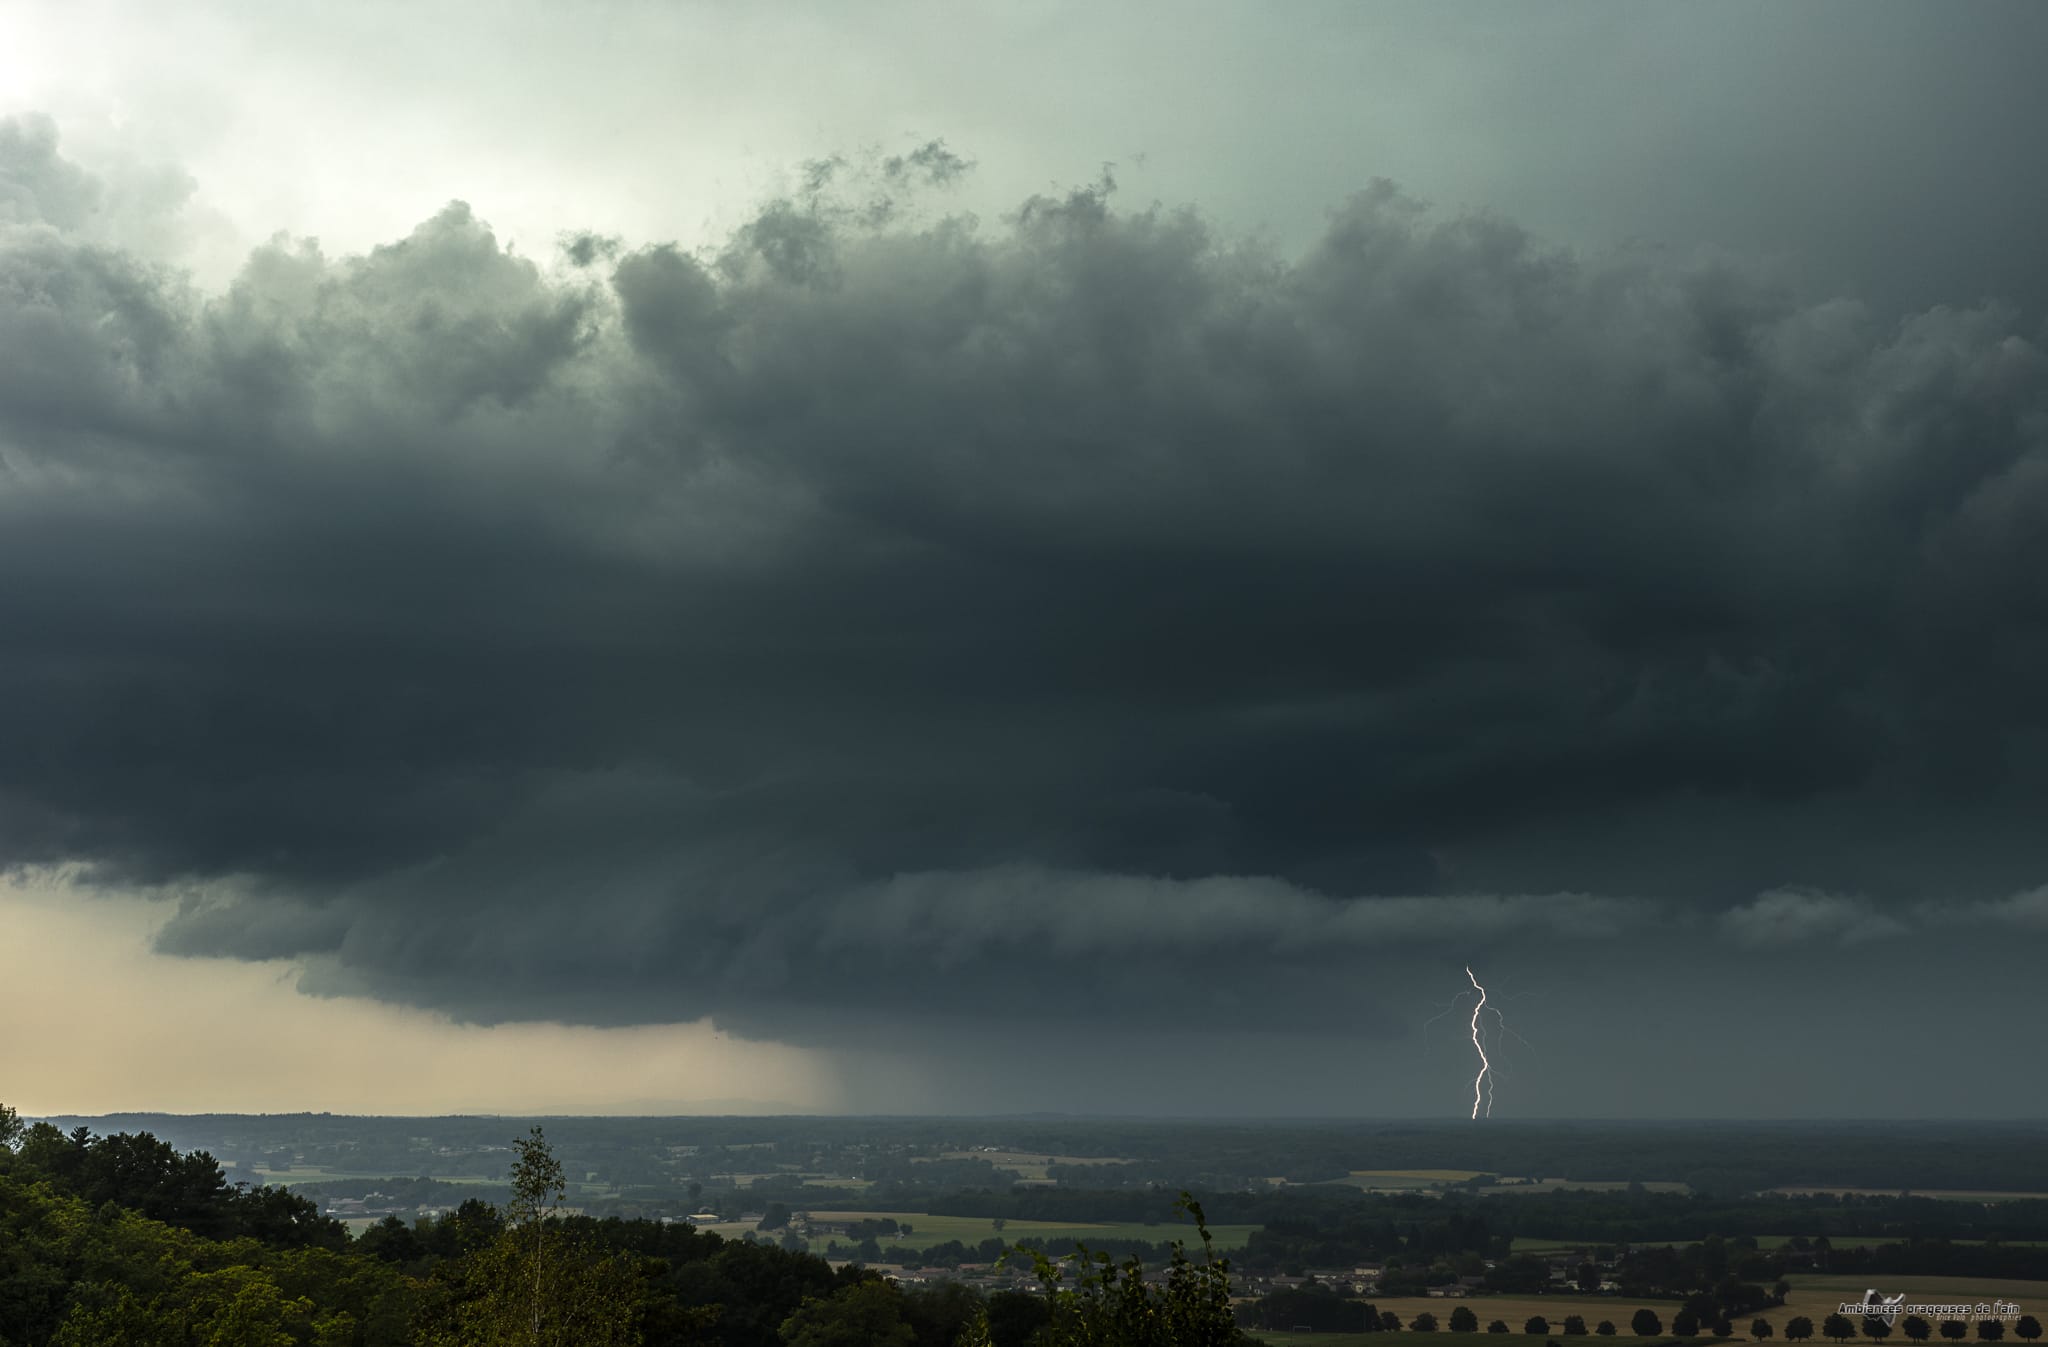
left=931, top=1151, right=1136, bottom=1181
left=258, top=1167, right=504, bottom=1187
left=1328, top=1175, right=1689, bottom=1196
left=1362, top=1170, right=1490, bottom=1182
left=1481, top=1181, right=1690, bottom=1196
left=253, top=1168, right=360, bottom=1184
left=742, top=1210, right=1258, bottom=1253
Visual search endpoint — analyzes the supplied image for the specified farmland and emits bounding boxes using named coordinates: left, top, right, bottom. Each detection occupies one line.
left=698, top=1209, right=1258, bottom=1253
left=1245, top=1334, right=1695, bottom=1342
left=1256, top=1337, right=1691, bottom=1347
left=1328, top=1171, right=1691, bottom=1196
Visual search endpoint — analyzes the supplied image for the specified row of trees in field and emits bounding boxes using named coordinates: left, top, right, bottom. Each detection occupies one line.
left=1324, top=1305, right=2047, bottom=1344
left=1395, top=1307, right=1627, bottom=1335
left=1801, top=1313, right=2043, bottom=1345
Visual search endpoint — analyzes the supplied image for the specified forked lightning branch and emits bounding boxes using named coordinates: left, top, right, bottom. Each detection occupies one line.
left=1466, top=966, right=1493, bottom=1120
left=1425, top=966, right=1524, bottom=1119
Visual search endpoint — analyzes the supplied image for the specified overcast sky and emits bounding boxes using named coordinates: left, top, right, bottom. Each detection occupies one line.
left=4, top=1, right=2047, bottom=1119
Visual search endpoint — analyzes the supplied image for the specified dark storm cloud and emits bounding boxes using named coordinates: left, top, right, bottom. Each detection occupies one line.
left=5, top=119, right=2048, bottom=1039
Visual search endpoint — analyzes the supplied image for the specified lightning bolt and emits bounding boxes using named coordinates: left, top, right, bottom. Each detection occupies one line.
left=1466, top=965, right=1492, bottom=1120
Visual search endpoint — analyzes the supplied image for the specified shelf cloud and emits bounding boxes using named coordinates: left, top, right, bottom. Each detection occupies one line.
left=5, top=102, right=2048, bottom=1098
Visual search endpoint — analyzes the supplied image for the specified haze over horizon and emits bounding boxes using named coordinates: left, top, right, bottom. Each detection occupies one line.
left=4, top=1, right=2048, bottom=1120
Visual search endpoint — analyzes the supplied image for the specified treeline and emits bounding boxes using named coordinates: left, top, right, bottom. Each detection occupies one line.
left=1241, top=1207, right=1504, bottom=1275
left=923, top=1185, right=1355, bottom=1225
left=1826, top=1240, right=2048, bottom=1281
left=0, top=1105, right=1251, bottom=1347
left=922, top=1185, right=2048, bottom=1272
left=56, top=1115, right=2048, bottom=1199
left=955, top=1121, right=2048, bottom=1195
left=0, top=1119, right=871, bottom=1346
left=0, top=1172, right=427, bottom=1346
left=5, top=1119, right=344, bottom=1248
left=1507, top=1191, right=2048, bottom=1245
left=919, top=1186, right=2048, bottom=1283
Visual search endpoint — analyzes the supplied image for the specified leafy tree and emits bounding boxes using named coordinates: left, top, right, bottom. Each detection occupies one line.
left=1489, top=1321, right=1511, bottom=1335
left=1866, top=1317, right=1894, bottom=1343
left=1578, top=1263, right=1602, bottom=1293
left=1823, top=1315, right=1856, bottom=1343
left=1527, top=1316, right=1550, bottom=1335
left=1451, top=1306, right=1480, bottom=1332
left=1942, top=1324, right=1970, bottom=1345
left=1787, top=1319, right=1814, bottom=1343
left=49, top=1283, right=177, bottom=1347
left=956, top=1307, right=995, bottom=1347
left=510, top=1126, right=567, bottom=1345
left=1597, top=1323, right=1617, bottom=1336
left=779, top=1280, right=917, bottom=1347
left=358, top=1214, right=424, bottom=1265
left=1018, top=1192, right=1247, bottom=1347
left=192, top=1271, right=317, bottom=1347
left=897, top=1279, right=982, bottom=1347
left=0, top=1101, right=21, bottom=1151
left=432, top=1227, right=639, bottom=1347
left=1756, top=1319, right=1777, bottom=1339
left=428, top=1129, right=639, bottom=1347
left=1563, top=1316, right=1587, bottom=1335
left=986, top=1291, right=1052, bottom=1347
left=1634, top=1310, right=1665, bottom=1337
left=1978, top=1324, right=2006, bottom=1343
left=1486, top=1255, right=1555, bottom=1294
left=2014, top=1317, right=2041, bottom=1344
left=1674, top=1310, right=1700, bottom=1337
left=1413, top=1312, right=1440, bottom=1332
left=1904, top=1319, right=1933, bottom=1344
left=416, top=1198, right=506, bottom=1260
left=5, top=1122, right=340, bottom=1250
